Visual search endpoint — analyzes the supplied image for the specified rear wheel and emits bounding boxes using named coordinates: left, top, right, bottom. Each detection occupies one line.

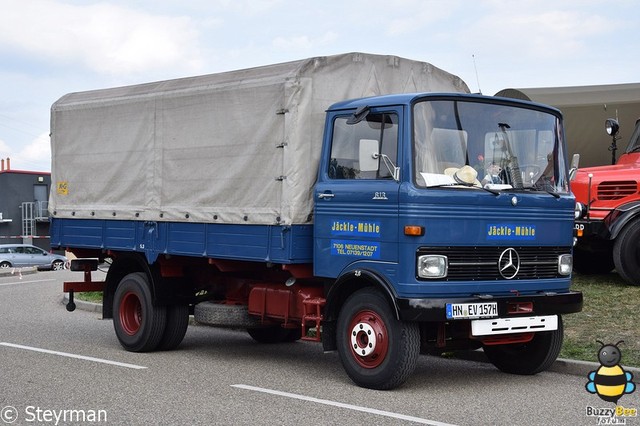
left=52, top=260, right=65, bottom=271
left=613, top=219, right=640, bottom=285
left=247, top=327, right=301, bottom=343
left=113, top=272, right=167, bottom=352
left=157, top=304, right=189, bottom=350
left=483, top=316, right=563, bottom=375
left=0, top=261, right=10, bottom=269
left=336, top=288, right=419, bottom=390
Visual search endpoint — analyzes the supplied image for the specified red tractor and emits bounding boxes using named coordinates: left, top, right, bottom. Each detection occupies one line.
left=572, top=118, right=640, bottom=285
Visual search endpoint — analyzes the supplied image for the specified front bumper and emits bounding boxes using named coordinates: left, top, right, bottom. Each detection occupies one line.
left=575, top=219, right=608, bottom=239
left=396, top=291, right=583, bottom=322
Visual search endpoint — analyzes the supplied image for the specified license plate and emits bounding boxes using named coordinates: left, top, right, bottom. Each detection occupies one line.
left=446, top=302, right=498, bottom=319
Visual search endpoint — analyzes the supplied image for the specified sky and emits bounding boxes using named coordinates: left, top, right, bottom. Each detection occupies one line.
left=0, top=0, right=637, bottom=172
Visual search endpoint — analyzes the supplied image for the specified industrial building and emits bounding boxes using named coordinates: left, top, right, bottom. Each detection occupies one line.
left=496, top=82, right=640, bottom=168
left=0, top=158, right=52, bottom=249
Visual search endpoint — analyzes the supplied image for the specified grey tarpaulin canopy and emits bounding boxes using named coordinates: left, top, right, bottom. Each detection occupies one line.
left=496, top=83, right=640, bottom=167
left=50, top=53, right=469, bottom=225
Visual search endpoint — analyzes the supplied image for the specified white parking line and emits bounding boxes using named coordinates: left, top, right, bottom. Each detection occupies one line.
left=0, top=278, right=57, bottom=286
left=231, top=384, right=457, bottom=426
left=0, top=342, right=147, bottom=370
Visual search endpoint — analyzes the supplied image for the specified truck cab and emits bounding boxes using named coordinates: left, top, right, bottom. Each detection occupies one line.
left=572, top=118, right=640, bottom=285
left=313, top=93, right=581, bottom=386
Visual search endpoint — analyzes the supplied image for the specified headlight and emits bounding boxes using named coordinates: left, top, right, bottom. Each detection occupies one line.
left=418, top=255, right=448, bottom=279
left=605, top=118, right=619, bottom=136
left=574, top=202, right=586, bottom=219
left=558, top=254, right=572, bottom=276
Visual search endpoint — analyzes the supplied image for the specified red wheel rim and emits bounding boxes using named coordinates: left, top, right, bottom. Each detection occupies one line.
left=119, top=291, right=142, bottom=336
left=348, top=309, right=389, bottom=368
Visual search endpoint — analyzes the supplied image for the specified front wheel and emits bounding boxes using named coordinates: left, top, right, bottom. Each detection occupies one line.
left=613, top=219, right=640, bottom=285
left=113, top=272, right=167, bottom=352
left=337, top=288, right=419, bottom=390
left=483, top=316, right=563, bottom=375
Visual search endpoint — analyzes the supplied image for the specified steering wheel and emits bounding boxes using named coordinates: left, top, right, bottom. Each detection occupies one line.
left=519, top=164, right=542, bottom=182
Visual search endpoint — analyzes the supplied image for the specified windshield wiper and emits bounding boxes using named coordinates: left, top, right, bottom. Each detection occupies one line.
left=510, top=186, right=561, bottom=198
left=427, top=182, right=500, bottom=196
left=426, top=183, right=468, bottom=188
left=481, top=186, right=500, bottom=196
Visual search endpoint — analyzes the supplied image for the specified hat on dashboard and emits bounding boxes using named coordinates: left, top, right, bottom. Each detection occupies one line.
left=444, top=165, right=481, bottom=187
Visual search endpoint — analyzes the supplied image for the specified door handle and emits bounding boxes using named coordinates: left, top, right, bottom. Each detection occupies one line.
left=318, top=192, right=335, bottom=199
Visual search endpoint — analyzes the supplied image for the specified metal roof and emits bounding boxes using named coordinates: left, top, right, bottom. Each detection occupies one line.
left=495, top=83, right=640, bottom=167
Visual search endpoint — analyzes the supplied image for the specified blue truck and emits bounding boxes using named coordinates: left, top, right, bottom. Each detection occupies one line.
left=51, top=53, right=582, bottom=389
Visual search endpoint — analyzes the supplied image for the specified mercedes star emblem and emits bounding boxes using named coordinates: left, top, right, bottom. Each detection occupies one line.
left=498, top=248, right=520, bottom=279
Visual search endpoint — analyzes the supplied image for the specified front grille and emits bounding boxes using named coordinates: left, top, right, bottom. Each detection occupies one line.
left=597, top=181, right=637, bottom=200
left=417, top=246, right=570, bottom=281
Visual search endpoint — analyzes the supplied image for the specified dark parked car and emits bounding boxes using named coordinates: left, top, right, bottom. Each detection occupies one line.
left=0, top=244, right=68, bottom=271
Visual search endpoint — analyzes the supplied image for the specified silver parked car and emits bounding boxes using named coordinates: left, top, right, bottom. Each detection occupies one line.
left=0, top=244, right=68, bottom=271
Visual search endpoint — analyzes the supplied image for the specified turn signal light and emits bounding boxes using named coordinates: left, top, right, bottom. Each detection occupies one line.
left=404, top=225, right=424, bottom=236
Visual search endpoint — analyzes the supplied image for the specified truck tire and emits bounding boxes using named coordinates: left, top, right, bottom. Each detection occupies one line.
left=482, top=316, right=563, bottom=375
left=247, top=327, right=301, bottom=343
left=336, top=288, right=419, bottom=390
left=194, top=302, right=262, bottom=328
left=613, top=219, right=640, bottom=286
left=573, top=246, right=614, bottom=275
left=113, top=272, right=167, bottom=352
left=157, top=304, right=189, bottom=350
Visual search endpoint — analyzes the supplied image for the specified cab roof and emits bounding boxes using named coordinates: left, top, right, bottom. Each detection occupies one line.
left=327, top=92, right=562, bottom=115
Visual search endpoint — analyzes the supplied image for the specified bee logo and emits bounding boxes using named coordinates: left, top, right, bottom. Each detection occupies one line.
left=586, top=340, right=636, bottom=403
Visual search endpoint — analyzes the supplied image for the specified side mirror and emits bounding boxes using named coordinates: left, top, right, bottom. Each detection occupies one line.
left=358, top=139, right=380, bottom=172
left=569, top=153, right=580, bottom=181
left=358, top=138, right=400, bottom=181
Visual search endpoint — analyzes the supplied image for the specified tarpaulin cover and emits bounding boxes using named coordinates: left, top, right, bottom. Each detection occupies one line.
left=50, top=52, right=468, bottom=225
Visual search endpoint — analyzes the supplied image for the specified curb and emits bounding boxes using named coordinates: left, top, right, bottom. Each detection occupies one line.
left=0, top=266, right=39, bottom=277
left=64, top=296, right=640, bottom=377
left=62, top=294, right=103, bottom=313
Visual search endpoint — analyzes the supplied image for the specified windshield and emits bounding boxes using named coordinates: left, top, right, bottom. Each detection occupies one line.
left=413, top=99, right=569, bottom=194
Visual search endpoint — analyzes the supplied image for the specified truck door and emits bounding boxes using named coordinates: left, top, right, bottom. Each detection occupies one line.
left=314, top=108, right=402, bottom=277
